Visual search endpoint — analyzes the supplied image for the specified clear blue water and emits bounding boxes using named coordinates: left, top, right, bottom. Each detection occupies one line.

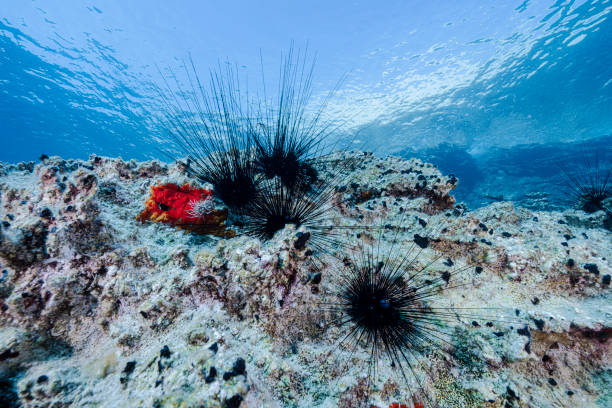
left=1, top=1, right=611, bottom=207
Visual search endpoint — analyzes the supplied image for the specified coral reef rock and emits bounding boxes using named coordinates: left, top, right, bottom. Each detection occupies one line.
left=0, top=152, right=610, bottom=407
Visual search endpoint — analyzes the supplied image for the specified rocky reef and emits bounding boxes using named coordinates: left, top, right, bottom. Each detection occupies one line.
left=0, top=153, right=610, bottom=407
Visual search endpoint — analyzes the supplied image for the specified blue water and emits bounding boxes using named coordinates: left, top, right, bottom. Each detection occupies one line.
left=1, top=1, right=611, bottom=207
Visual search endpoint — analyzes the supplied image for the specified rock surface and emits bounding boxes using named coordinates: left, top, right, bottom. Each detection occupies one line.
left=0, top=153, right=610, bottom=407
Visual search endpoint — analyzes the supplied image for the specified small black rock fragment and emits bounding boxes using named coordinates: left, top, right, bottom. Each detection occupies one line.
left=205, top=366, right=217, bottom=383
left=40, top=208, right=53, bottom=219
left=209, top=342, right=218, bottom=354
left=0, top=348, right=19, bottom=361
left=501, top=232, right=511, bottom=238
left=517, top=326, right=531, bottom=337
left=223, top=358, right=247, bottom=381
left=603, top=275, right=611, bottom=286
left=475, top=266, right=483, bottom=274
left=441, top=271, right=451, bottom=283
left=232, top=358, right=246, bottom=376
left=120, top=360, right=137, bottom=385
left=534, top=319, right=545, bottom=330
left=224, top=395, right=243, bottom=408
left=123, top=361, right=136, bottom=374
left=506, top=386, right=519, bottom=403
left=160, top=345, right=171, bottom=358
left=531, top=297, right=540, bottom=305
left=37, top=375, right=49, bottom=384
left=566, top=258, right=575, bottom=267
left=583, top=263, right=600, bottom=275
left=413, top=234, right=429, bottom=249
left=294, top=232, right=310, bottom=250
left=548, top=378, right=557, bottom=386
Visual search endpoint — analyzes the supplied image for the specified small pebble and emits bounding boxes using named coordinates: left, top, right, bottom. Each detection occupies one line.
left=160, top=346, right=171, bottom=358
left=583, top=263, right=600, bottom=275
left=205, top=366, right=217, bottom=383
left=413, top=234, right=429, bottom=249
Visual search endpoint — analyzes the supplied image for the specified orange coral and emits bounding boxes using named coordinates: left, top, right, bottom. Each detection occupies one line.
left=136, top=183, right=234, bottom=237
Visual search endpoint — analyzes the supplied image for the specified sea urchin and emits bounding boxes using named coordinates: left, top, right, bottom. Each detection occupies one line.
left=561, top=153, right=611, bottom=213
left=155, top=58, right=258, bottom=213
left=325, top=228, right=514, bottom=406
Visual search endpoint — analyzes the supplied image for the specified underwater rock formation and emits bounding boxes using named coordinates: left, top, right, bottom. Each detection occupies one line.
left=0, top=153, right=610, bottom=407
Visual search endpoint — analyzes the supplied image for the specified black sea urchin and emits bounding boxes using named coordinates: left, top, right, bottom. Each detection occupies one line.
left=249, top=46, right=342, bottom=191
left=156, top=59, right=258, bottom=212
left=560, top=153, right=611, bottom=213
left=324, top=227, right=516, bottom=407
left=240, top=175, right=345, bottom=253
